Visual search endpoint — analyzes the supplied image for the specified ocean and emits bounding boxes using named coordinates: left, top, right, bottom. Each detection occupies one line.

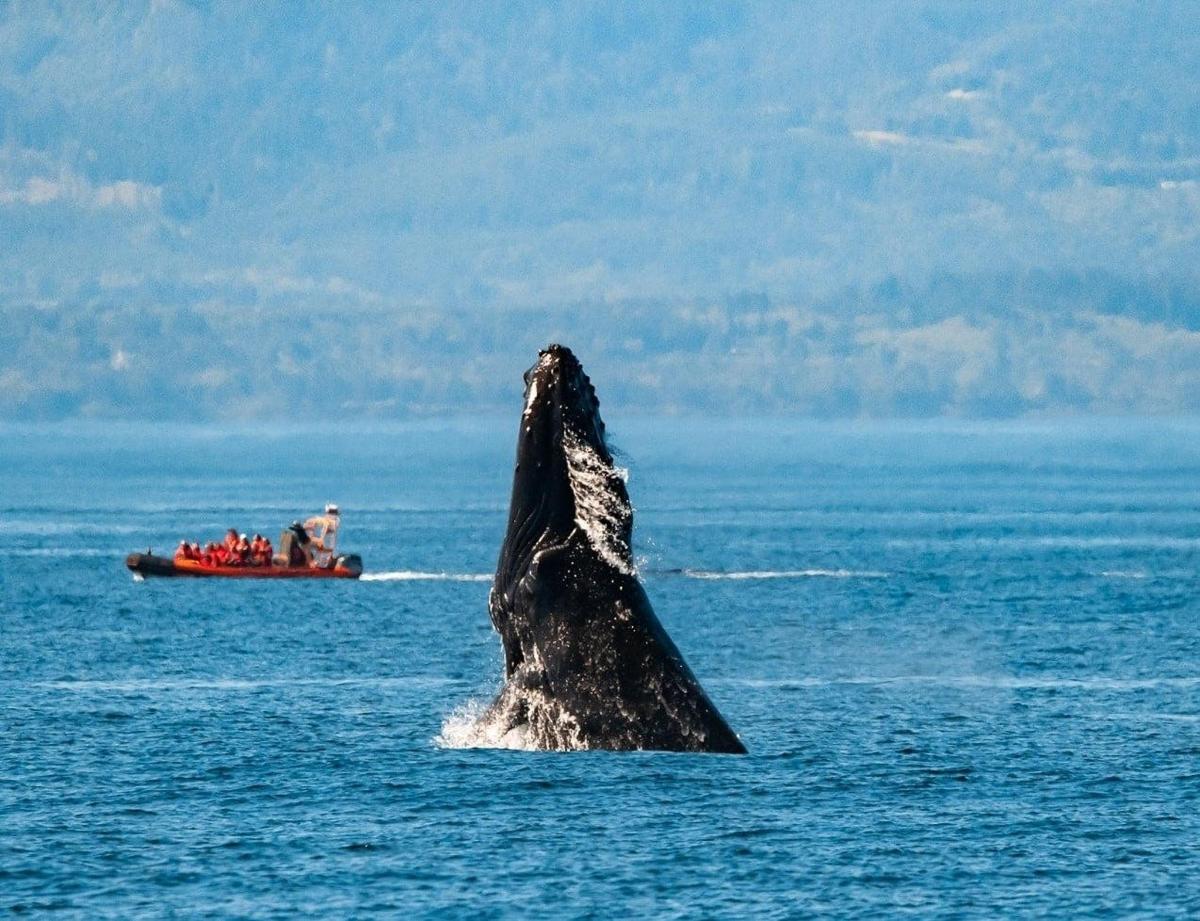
left=2, top=418, right=1199, bottom=918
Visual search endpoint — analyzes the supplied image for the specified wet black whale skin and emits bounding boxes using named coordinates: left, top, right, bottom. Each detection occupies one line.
left=485, top=344, right=746, bottom=754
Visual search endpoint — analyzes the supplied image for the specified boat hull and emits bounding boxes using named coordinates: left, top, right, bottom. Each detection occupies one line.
left=126, top=553, right=362, bottom=580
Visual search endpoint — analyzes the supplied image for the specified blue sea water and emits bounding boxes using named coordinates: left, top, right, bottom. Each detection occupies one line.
left=2, top=418, right=1199, bottom=918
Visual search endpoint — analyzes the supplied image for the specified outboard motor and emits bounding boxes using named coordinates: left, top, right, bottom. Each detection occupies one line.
left=335, top=554, right=363, bottom=576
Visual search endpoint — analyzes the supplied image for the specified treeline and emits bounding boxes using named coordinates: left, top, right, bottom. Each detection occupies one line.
left=3, top=272, right=1200, bottom=419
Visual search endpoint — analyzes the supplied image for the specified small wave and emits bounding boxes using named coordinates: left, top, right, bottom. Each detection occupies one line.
left=9, top=546, right=126, bottom=561
left=1099, top=570, right=1149, bottom=579
left=361, top=571, right=492, bottom=582
left=680, top=569, right=888, bottom=580
left=6, top=522, right=146, bottom=537
left=1101, top=711, right=1200, bottom=723
left=888, top=536, right=1200, bottom=550
left=10, top=547, right=119, bottom=557
left=28, top=676, right=457, bottom=692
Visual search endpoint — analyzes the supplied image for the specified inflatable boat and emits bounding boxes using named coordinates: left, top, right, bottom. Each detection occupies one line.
left=126, top=553, right=363, bottom=580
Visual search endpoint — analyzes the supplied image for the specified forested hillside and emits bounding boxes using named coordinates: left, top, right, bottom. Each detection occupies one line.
left=5, top=272, right=1198, bottom=419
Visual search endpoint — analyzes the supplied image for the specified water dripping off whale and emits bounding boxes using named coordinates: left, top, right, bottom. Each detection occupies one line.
left=455, top=344, right=745, bottom=753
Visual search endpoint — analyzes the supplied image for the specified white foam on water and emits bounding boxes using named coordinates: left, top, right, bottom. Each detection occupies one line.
left=683, top=569, right=888, bottom=580
left=562, top=430, right=635, bottom=575
left=435, top=699, right=532, bottom=750
left=435, top=679, right=594, bottom=752
left=361, top=571, right=492, bottom=582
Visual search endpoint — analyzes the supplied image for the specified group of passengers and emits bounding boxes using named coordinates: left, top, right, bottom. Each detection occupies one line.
left=175, top=528, right=274, bottom=568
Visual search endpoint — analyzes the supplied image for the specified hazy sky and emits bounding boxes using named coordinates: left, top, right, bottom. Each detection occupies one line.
left=2, top=1, right=1198, bottom=314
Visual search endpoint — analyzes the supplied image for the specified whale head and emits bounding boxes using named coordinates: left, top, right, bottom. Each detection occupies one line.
left=494, top=344, right=633, bottom=615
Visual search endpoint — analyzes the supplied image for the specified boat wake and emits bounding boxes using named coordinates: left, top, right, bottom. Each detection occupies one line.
left=715, top=675, right=1200, bottom=690
left=365, top=569, right=887, bottom=583
left=673, top=568, right=888, bottom=580
left=361, top=571, right=492, bottom=582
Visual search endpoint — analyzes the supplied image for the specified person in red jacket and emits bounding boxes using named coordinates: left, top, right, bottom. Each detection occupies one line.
left=236, top=534, right=251, bottom=565
left=251, top=534, right=271, bottom=566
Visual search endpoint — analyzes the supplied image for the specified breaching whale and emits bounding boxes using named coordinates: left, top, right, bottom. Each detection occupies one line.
left=479, top=344, right=746, bottom=753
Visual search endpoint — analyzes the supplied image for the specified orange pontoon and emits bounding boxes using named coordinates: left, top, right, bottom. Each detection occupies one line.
left=126, top=552, right=363, bottom=579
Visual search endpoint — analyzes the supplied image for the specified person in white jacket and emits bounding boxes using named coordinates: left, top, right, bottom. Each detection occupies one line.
left=303, top=503, right=341, bottom=568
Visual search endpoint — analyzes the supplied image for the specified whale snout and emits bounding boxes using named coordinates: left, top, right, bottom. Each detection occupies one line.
left=540, top=342, right=577, bottom=362
left=522, top=344, right=606, bottom=450
left=527, top=344, right=585, bottom=398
